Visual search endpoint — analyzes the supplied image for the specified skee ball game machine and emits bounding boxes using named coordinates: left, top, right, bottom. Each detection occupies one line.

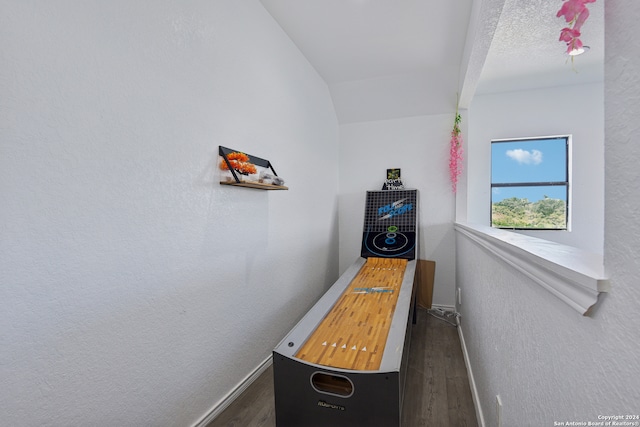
left=273, top=189, right=418, bottom=427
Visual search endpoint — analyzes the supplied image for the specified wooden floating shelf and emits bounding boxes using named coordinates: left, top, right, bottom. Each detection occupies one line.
left=218, top=146, right=287, bottom=191
left=219, top=180, right=288, bottom=191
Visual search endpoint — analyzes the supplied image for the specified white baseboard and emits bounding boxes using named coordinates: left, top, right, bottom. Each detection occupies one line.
left=192, top=355, right=273, bottom=427
left=457, top=323, right=486, bottom=427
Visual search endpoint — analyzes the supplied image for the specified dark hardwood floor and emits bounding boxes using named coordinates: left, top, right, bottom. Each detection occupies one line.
left=207, top=308, right=478, bottom=427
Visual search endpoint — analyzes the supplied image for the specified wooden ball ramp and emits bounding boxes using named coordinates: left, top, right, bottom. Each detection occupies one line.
left=273, top=189, right=419, bottom=427
left=295, top=257, right=408, bottom=371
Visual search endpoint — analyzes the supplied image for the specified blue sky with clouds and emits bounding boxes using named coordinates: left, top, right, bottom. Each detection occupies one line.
left=491, top=138, right=568, bottom=203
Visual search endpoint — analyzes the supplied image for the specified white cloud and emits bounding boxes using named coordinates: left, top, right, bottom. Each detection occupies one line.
left=506, top=149, right=542, bottom=165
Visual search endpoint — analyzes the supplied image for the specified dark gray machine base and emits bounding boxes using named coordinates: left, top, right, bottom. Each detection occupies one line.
left=273, top=355, right=402, bottom=427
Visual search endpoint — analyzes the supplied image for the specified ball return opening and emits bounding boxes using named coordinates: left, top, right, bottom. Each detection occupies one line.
left=273, top=190, right=418, bottom=427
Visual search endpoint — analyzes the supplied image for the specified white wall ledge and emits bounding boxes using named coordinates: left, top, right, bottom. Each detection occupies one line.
left=455, top=222, right=609, bottom=315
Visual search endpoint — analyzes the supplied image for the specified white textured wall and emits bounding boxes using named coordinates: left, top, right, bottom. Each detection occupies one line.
left=456, top=2, right=640, bottom=426
left=468, top=83, right=604, bottom=254
left=0, top=1, right=338, bottom=425
left=338, top=115, right=457, bottom=306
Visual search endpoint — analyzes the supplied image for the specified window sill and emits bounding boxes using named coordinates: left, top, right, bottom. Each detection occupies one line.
left=454, top=222, right=609, bottom=315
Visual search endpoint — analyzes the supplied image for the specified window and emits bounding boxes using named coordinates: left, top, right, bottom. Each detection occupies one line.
left=491, top=136, right=569, bottom=230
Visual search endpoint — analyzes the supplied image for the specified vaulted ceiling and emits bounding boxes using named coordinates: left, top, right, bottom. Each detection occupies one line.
left=260, top=0, right=604, bottom=124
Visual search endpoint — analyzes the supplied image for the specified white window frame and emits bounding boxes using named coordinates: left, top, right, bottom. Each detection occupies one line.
left=490, top=135, right=572, bottom=231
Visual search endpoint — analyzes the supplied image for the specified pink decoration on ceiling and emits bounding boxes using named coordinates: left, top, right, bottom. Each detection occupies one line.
left=557, top=0, right=596, bottom=54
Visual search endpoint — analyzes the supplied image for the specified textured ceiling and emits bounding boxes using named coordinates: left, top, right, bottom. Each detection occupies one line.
left=476, top=0, right=604, bottom=94
left=259, top=0, right=604, bottom=122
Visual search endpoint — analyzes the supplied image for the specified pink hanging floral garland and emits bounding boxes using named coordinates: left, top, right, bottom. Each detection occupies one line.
left=449, top=109, right=463, bottom=193
left=557, top=0, right=595, bottom=54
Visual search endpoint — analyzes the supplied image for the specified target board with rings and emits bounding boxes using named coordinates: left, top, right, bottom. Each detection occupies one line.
left=360, top=189, right=417, bottom=260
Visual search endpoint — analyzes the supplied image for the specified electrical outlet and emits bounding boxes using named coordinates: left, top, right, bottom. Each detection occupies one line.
left=496, top=395, right=503, bottom=427
left=457, top=287, right=462, bottom=305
